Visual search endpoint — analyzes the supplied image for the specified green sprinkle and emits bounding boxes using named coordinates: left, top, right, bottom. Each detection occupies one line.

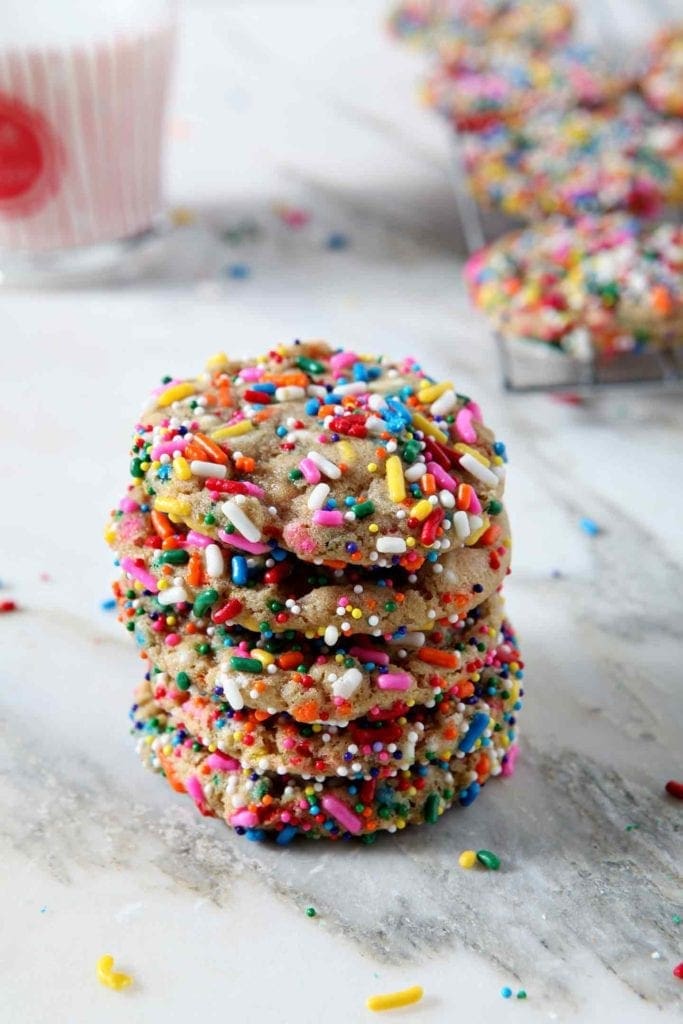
left=424, top=792, right=440, bottom=824
left=516, top=990, right=527, bottom=1000
left=352, top=500, right=375, bottom=519
left=158, top=549, right=189, bottom=565
left=487, top=499, right=503, bottom=515
left=230, top=656, right=263, bottom=673
left=296, top=356, right=325, bottom=375
left=672, top=914, right=682, bottom=925
left=193, top=588, right=219, bottom=617
left=476, top=849, right=501, bottom=870
left=130, top=457, right=144, bottom=478
left=176, top=672, right=191, bottom=691
left=305, top=906, right=317, bottom=917
left=402, top=440, right=421, bottom=464
left=288, top=468, right=303, bottom=481
left=196, top=642, right=211, bottom=656
left=204, top=513, right=216, bottom=525
left=384, top=601, right=397, bottom=612
left=625, top=823, right=640, bottom=832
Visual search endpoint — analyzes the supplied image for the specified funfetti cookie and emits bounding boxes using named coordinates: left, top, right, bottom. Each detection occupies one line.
left=422, top=44, right=629, bottom=133
left=642, top=25, right=683, bottom=118
left=388, top=0, right=574, bottom=54
left=463, top=98, right=683, bottom=222
left=465, top=215, right=683, bottom=355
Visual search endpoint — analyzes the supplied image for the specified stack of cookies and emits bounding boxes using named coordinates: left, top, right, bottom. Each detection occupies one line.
left=107, top=342, right=523, bottom=843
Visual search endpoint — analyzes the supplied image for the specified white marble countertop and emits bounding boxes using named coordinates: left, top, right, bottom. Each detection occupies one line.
left=1, top=2, right=682, bottom=1022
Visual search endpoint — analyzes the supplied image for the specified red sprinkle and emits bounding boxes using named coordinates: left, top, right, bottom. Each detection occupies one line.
left=674, top=963, right=683, bottom=980
left=212, top=598, right=243, bottom=624
left=0, top=600, right=17, bottom=613
left=665, top=780, right=683, bottom=800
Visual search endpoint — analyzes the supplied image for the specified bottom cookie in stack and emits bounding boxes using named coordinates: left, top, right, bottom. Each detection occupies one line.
left=130, top=621, right=524, bottom=842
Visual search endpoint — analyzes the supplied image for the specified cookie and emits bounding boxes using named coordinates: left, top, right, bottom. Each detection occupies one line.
left=465, top=215, right=683, bottom=354
left=642, top=25, right=683, bottom=118
left=109, top=504, right=510, bottom=639
left=388, top=0, right=574, bottom=54
left=111, top=343, right=506, bottom=574
left=135, top=594, right=507, bottom=723
left=133, top=686, right=522, bottom=840
left=422, top=43, right=629, bottom=133
left=463, top=98, right=683, bottom=221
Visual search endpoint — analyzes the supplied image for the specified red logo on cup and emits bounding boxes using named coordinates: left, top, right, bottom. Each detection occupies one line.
left=0, top=93, right=64, bottom=218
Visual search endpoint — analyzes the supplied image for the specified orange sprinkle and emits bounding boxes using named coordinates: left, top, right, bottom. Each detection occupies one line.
left=158, top=752, right=186, bottom=793
left=418, top=648, right=458, bottom=668
left=479, top=524, right=502, bottom=547
left=263, top=370, right=308, bottom=388
left=651, top=284, right=673, bottom=315
left=161, top=536, right=181, bottom=550
left=422, top=473, right=436, bottom=496
left=151, top=510, right=174, bottom=539
left=183, top=439, right=208, bottom=462
left=457, top=483, right=474, bottom=511
left=350, top=551, right=363, bottom=562
left=234, top=456, right=255, bottom=473
left=194, top=432, right=229, bottom=465
left=458, top=681, right=475, bottom=699
left=187, top=551, right=203, bottom=587
left=292, top=700, right=320, bottom=723
left=278, top=651, right=302, bottom=670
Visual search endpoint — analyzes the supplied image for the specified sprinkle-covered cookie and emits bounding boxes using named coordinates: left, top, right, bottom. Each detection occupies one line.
left=463, top=98, right=683, bottom=221
left=133, top=595, right=506, bottom=723
left=134, top=628, right=522, bottom=779
left=422, top=44, right=629, bottom=133
left=642, top=25, right=683, bottom=118
left=133, top=676, right=522, bottom=840
left=465, top=215, right=683, bottom=354
left=388, top=0, right=574, bottom=54
left=109, top=342, right=506, bottom=573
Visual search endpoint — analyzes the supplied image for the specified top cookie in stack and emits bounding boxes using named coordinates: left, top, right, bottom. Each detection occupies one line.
left=108, top=342, right=521, bottom=842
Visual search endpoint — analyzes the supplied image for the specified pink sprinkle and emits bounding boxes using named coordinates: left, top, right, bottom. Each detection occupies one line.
left=501, top=744, right=520, bottom=778
left=427, top=461, right=458, bottom=493
left=283, top=522, right=317, bottom=554
left=241, top=481, right=266, bottom=498
left=119, top=497, right=140, bottom=513
left=186, top=530, right=213, bottom=548
left=313, top=510, right=344, bottom=526
left=239, top=367, right=263, bottom=382
left=230, top=809, right=260, bottom=828
left=376, top=672, right=412, bottom=691
left=165, top=633, right=181, bottom=647
left=455, top=408, right=477, bottom=443
left=151, top=620, right=165, bottom=633
left=120, top=556, right=159, bottom=594
left=299, top=458, right=321, bottom=484
left=151, top=438, right=187, bottom=460
left=205, top=753, right=240, bottom=772
left=468, top=490, right=482, bottom=514
left=466, top=400, right=483, bottom=422
left=349, top=646, right=390, bottom=666
left=321, top=795, right=363, bottom=835
left=217, top=530, right=271, bottom=554
left=330, top=350, right=358, bottom=376
left=185, top=775, right=207, bottom=812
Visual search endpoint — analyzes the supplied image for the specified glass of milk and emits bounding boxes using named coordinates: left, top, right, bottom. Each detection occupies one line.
left=0, top=1, right=175, bottom=283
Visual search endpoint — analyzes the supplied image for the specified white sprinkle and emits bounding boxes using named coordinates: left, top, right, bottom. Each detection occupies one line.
left=157, top=586, right=188, bottom=606
left=332, top=667, right=363, bottom=699
left=334, top=381, right=367, bottom=396
left=365, top=415, right=386, bottom=434
left=307, top=384, right=328, bottom=399
left=222, top=498, right=262, bottom=542
left=453, top=510, right=471, bottom=540
left=376, top=536, right=407, bottom=554
left=325, top=625, right=339, bottom=646
left=389, top=631, right=425, bottom=648
left=204, top=544, right=225, bottom=578
left=307, top=482, right=330, bottom=510
left=307, top=450, right=341, bottom=480
left=218, top=672, right=244, bottom=710
left=368, top=393, right=387, bottom=411
left=459, top=453, right=499, bottom=488
left=439, top=489, right=455, bottom=508
left=404, top=461, right=427, bottom=482
left=430, top=389, right=456, bottom=417
left=190, top=460, right=226, bottom=479
left=468, top=514, right=483, bottom=534
left=275, top=385, right=305, bottom=401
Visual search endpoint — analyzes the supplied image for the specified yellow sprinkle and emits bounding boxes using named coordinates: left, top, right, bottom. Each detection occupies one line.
left=154, top=495, right=191, bottom=518
left=162, top=744, right=173, bottom=756
left=311, top=723, right=322, bottom=733
left=367, top=462, right=378, bottom=473
left=368, top=523, right=379, bottom=534
left=208, top=743, right=217, bottom=752
left=396, top=819, right=407, bottom=829
left=465, top=516, right=490, bottom=547
left=150, top=461, right=160, bottom=471
left=458, top=849, right=477, bottom=869
left=385, top=454, right=406, bottom=503
left=453, top=442, right=490, bottom=467
left=212, top=420, right=254, bottom=440
left=418, top=380, right=452, bottom=404
left=173, top=456, right=192, bottom=481
left=140, top=462, right=150, bottom=471
left=157, top=382, right=196, bottom=407
left=249, top=650, right=274, bottom=667
left=165, top=616, right=176, bottom=626
left=157, top=579, right=168, bottom=590
left=411, top=499, right=432, bottom=521
left=339, top=440, right=356, bottom=464
left=411, top=411, right=447, bottom=443
left=206, top=351, right=230, bottom=371
left=406, top=537, right=416, bottom=548
left=103, top=526, right=116, bottom=544
left=170, top=206, right=195, bottom=226
left=351, top=608, right=363, bottom=619
left=96, top=955, right=132, bottom=991
left=499, top=734, right=510, bottom=749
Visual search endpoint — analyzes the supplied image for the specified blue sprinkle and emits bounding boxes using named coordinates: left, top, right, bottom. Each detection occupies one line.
left=251, top=382, right=275, bottom=394
left=225, top=263, right=251, bottom=279
left=326, top=231, right=349, bottom=250
left=276, top=825, right=298, bottom=845
left=458, top=711, right=490, bottom=752
left=580, top=517, right=601, bottom=536
left=501, top=987, right=513, bottom=999
left=353, top=362, right=369, bottom=382
left=101, top=598, right=116, bottom=611
left=231, top=555, right=248, bottom=586
left=275, top=425, right=288, bottom=437
left=459, top=781, right=481, bottom=806
left=386, top=397, right=412, bottom=424
left=305, top=398, right=321, bottom=415
left=245, top=828, right=266, bottom=842
left=271, top=546, right=288, bottom=562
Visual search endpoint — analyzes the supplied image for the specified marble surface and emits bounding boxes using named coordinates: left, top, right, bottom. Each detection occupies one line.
left=1, top=2, right=682, bottom=1022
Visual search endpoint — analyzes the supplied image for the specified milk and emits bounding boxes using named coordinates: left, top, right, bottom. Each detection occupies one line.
left=0, top=1, right=174, bottom=252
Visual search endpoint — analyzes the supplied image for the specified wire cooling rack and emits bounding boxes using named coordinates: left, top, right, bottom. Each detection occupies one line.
left=448, top=0, right=683, bottom=392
